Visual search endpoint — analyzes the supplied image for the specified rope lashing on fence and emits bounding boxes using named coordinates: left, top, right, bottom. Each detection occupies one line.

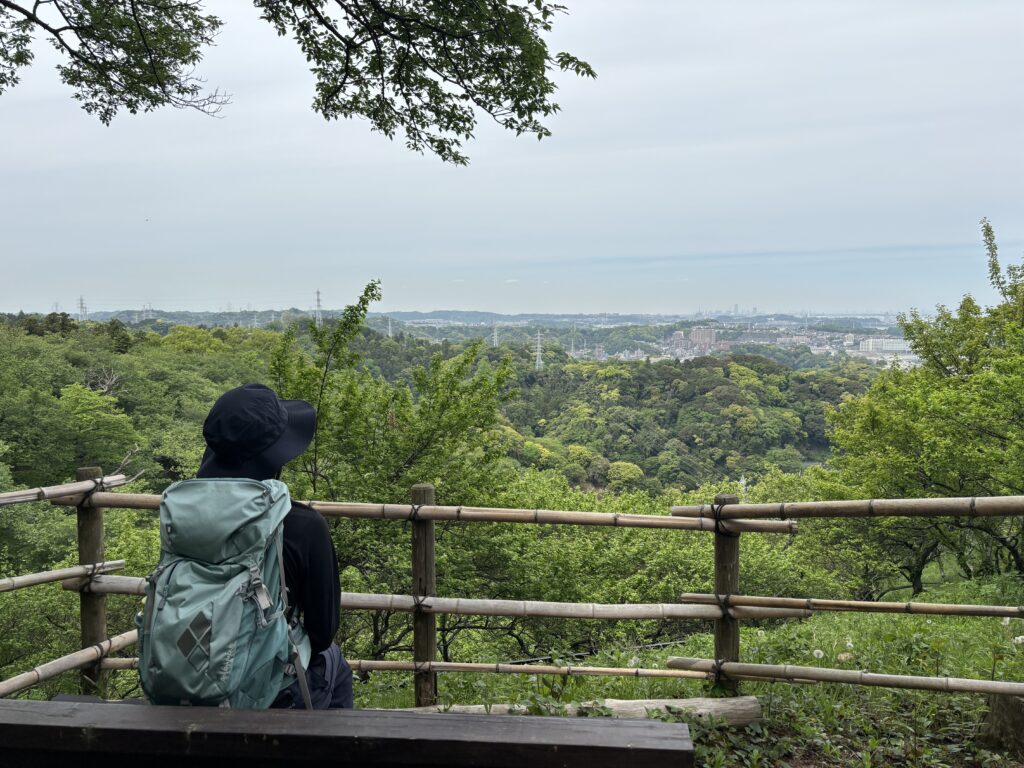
left=714, top=592, right=733, bottom=618
left=711, top=499, right=739, bottom=538
left=412, top=594, right=432, bottom=613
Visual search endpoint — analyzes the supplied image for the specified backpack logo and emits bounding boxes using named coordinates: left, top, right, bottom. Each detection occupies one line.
left=177, top=612, right=212, bottom=672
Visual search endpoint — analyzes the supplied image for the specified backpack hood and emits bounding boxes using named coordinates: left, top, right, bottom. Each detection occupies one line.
left=159, top=478, right=291, bottom=564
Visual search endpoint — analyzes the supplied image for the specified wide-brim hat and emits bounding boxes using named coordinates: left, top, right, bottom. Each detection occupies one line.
left=198, top=384, right=316, bottom=480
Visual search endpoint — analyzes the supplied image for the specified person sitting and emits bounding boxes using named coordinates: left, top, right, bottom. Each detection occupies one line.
left=197, top=383, right=353, bottom=709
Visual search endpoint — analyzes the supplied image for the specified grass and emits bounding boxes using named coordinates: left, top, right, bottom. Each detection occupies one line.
left=353, top=577, right=1024, bottom=767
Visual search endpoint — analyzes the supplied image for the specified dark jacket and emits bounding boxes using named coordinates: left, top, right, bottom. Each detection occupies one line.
left=279, top=501, right=340, bottom=654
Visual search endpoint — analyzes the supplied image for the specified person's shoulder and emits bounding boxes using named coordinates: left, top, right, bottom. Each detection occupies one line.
left=286, top=500, right=331, bottom=534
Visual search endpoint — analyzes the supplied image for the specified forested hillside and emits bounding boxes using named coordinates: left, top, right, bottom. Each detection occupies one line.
left=4, top=234, right=1024, bottom=765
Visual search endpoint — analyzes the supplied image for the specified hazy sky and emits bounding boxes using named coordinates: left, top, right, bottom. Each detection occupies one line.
left=1, top=1, right=1022, bottom=315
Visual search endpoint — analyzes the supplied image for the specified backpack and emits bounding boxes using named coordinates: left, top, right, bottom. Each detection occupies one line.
left=136, top=478, right=312, bottom=708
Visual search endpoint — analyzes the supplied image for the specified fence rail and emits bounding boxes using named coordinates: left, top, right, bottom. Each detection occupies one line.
left=61, top=491, right=797, bottom=534
left=671, top=495, right=1024, bottom=520
left=1, top=472, right=1022, bottom=711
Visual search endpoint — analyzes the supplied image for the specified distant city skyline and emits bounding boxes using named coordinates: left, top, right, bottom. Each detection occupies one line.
left=2, top=1, right=1021, bottom=315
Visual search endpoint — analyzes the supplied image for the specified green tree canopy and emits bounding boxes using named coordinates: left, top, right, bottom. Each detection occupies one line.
left=829, top=219, right=1024, bottom=586
left=0, top=0, right=593, bottom=163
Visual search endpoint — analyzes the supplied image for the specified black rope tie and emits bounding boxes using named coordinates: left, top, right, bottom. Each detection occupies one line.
left=970, top=497, right=977, bottom=518
left=84, top=559, right=105, bottom=592
left=867, top=499, right=876, bottom=517
left=409, top=503, right=422, bottom=522
left=715, top=592, right=732, bottom=618
left=710, top=659, right=726, bottom=685
left=412, top=594, right=432, bottom=613
left=712, top=502, right=738, bottom=537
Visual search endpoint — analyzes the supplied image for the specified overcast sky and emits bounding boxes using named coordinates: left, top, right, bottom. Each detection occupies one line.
left=1, top=1, right=1022, bottom=315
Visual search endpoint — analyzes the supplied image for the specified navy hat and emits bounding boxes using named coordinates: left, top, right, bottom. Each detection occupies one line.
left=198, top=384, right=315, bottom=480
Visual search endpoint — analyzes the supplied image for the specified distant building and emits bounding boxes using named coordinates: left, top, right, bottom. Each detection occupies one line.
left=859, top=337, right=911, bottom=354
left=690, top=327, right=717, bottom=347
left=778, top=335, right=811, bottom=346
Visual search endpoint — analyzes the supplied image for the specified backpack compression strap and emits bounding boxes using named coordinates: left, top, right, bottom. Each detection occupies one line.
left=276, top=530, right=314, bottom=710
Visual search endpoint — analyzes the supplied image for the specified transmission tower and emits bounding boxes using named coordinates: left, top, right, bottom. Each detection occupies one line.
left=314, top=289, right=323, bottom=329
left=387, top=317, right=393, bottom=338
left=492, top=324, right=499, bottom=347
left=77, top=296, right=87, bottom=322
left=534, top=330, right=543, bottom=371
left=570, top=322, right=576, bottom=357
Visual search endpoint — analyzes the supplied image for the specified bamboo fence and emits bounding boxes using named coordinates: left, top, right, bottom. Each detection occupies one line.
left=0, top=475, right=127, bottom=507
left=348, top=659, right=709, bottom=679
left=61, top=580, right=813, bottom=621
left=55, top=491, right=796, bottom=534
left=672, top=495, right=1024, bottom=520
left=98, top=657, right=707, bottom=681
left=667, top=657, right=1024, bottom=696
left=677, top=592, right=1024, bottom=619
left=1, top=561, right=124, bottom=593
left=99, top=658, right=138, bottom=670
left=8, top=476, right=1023, bottom=704
left=0, top=629, right=137, bottom=698
left=340, top=593, right=811, bottom=620
left=79, top=579, right=1024, bottom=623
left=62, top=574, right=146, bottom=595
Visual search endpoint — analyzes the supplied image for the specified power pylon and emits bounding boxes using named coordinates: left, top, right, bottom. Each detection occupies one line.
left=534, top=330, right=543, bottom=371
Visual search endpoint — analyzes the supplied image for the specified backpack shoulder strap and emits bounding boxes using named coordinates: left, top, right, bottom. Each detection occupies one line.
left=276, top=528, right=313, bottom=710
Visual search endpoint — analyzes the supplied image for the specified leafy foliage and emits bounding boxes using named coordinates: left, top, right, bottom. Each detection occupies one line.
left=1, top=0, right=593, bottom=162
left=830, top=220, right=1024, bottom=590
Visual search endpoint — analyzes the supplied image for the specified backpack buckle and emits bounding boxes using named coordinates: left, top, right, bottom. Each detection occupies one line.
left=254, top=582, right=273, bottom=612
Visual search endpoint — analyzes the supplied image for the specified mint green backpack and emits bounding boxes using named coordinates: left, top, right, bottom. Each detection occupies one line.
left=136, top=478, right=312, bottom=708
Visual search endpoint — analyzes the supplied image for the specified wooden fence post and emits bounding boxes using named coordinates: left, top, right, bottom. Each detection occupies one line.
left=411, top=483, right=437, bottom=707
left=76, top=466, right=107, bottom=697
left=712, top=493, right=740, bottom=696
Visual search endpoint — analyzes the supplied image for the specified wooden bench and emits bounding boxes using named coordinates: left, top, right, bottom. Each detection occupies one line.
left=0, top=699, right=694, bottom=768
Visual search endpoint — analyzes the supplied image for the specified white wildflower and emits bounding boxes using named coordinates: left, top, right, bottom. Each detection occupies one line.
left=757, top=630, right=766, bottom=638
left=812, top=649, right=825, bottom=660
left=628, top=656, right=641, bottom=668
left=1013, top=636, right=1024, bottom=646
left=845, top=639, right=854, bottom=650
left=1003, top=617, right=1012, bottom=627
